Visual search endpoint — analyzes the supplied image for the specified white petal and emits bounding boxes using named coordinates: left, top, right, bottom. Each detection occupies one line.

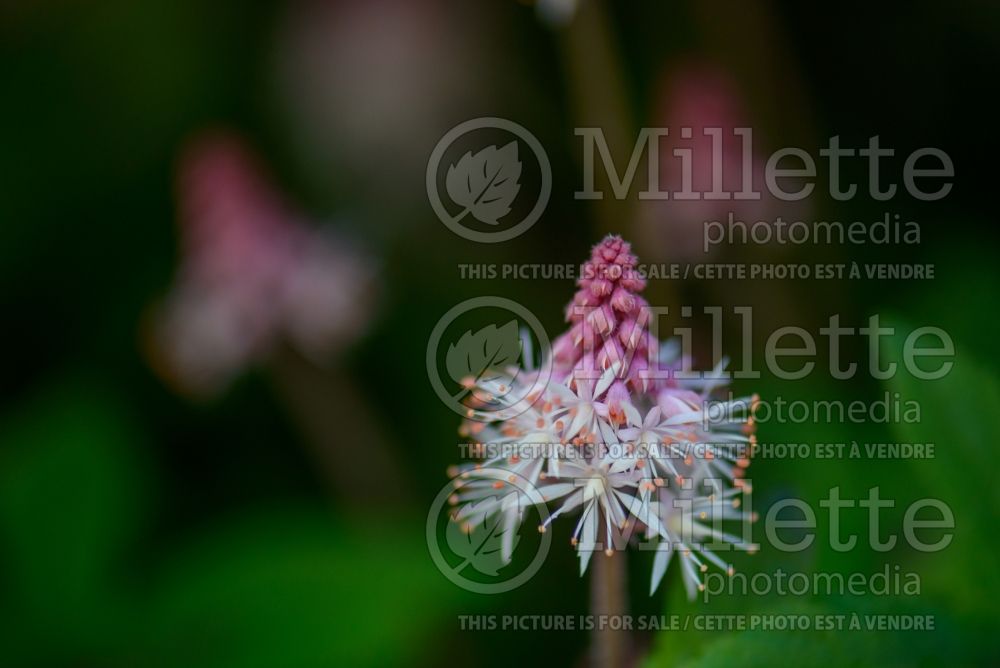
left=624, top=401, right=643, bottom=427
left=650, top=543, right=673, bottom=594
left=618, top=427, right=640, bottom=441
left=645, top=406, right=661, bottom=428
left=520, top=327, right=535, bottom=370
left=565, top=405, right=592, bottom=439
left=596, top=417, right=618, bottom=449
left=595, top=363, right=618, bottom=396
left=537, top=482, right=577, bottom=500
left=608, top=456, right=634, bottom=475
left=663, top=410, right=703, bottom=426
left=501, top=506, right=519, bottom=563
left=577, top=501, right=598, bottom=575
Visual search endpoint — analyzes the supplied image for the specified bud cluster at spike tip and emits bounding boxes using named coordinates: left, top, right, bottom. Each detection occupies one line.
left=554, top=236, right=651, bottom=388
left=551, top=236, right=706, bottom=429
left=446, top=235, right=760, bottom=598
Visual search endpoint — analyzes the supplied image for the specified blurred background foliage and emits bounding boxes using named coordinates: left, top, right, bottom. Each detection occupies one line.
left=1, top=0, right=999, bottom=666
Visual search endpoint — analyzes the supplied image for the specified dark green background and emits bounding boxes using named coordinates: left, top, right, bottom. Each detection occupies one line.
left=1, top=1, right=998, bottom=666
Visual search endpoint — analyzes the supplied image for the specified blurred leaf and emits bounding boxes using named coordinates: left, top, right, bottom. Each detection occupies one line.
left=142, top=511, right=463, bottom=668
left=643, top=598, right=968, bottom=668
left=643, top=322, right=1000, bottom=667
left=0, top=379, right=147, bottom=660
left=882, top=316, right=999, bottom=508
left=882, top=318, right=1000, bottom=614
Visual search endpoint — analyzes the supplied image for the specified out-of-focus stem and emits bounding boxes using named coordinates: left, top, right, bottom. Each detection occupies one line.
left=268, top=346, right=408, bottom=505
left=557, top=0, right=679, bottom=311
left=590, top=532, right=630, bottom=668
left=557, top=0, right=634, bottom=240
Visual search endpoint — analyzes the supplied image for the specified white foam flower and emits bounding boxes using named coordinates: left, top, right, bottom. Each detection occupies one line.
left=537, top=457, right=646, bottom=575
left=445, top=236, right=759, bottom=597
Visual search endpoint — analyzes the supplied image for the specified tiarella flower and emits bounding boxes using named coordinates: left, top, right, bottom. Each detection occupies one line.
left=446, top=236, right=759, bottom=599
left=538, top=460, right=645, bottom=575
left=557, top=365, right=617, bottom=441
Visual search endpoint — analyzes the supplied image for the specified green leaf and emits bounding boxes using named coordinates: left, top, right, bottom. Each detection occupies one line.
left=0, top=380, right=147, bottom=658
left=642, top=599, right=967, bottom=668
left=882, top=317, right=1000, bottom=614
left=141, top=511, right=464, bottom=668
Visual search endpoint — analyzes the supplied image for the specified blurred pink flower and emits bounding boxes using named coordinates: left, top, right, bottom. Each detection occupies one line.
left=638, top=61, right=805, bottom=259
left=536, top=0, right=579, bottom=27
left=147, top=132, right=376, bottom=397
left=273, top=0, right=491, bottom=228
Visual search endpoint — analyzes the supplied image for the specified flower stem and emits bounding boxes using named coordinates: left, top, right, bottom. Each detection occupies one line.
left=590, top=538, right=630, bottom=668
left=557, top=0, right=634, bottom=241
